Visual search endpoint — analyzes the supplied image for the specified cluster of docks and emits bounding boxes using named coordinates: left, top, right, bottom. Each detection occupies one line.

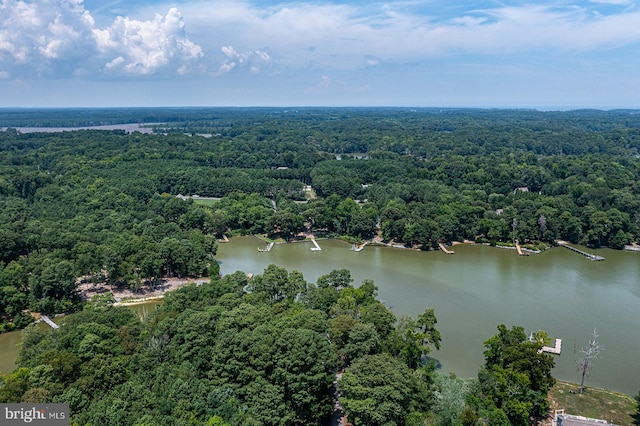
left=257, top=237, right=605, bottom=262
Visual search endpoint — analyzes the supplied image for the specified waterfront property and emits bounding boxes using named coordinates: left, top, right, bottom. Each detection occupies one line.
left=558, top=242, right=605, bottom=261
left=553, top=410, right=610, bottom=426
left=215, top=237, right=640, bottom=395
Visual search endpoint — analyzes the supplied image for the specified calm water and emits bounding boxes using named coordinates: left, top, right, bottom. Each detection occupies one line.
left=1, top=238, right=638, bottom=395
left=0, top=302, right=162, bottom=375
left=217, top=237, right=640, bottom=395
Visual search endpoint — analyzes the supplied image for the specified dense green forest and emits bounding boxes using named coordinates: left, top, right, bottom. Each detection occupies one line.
left=0, top=107, right=638, bottom=423
left=2, top=265, right=556, bottom=425
left=1, top=108, right=639, bottom=331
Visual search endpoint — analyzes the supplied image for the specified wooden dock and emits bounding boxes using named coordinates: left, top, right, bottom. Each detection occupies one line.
left=541, top=338, right=562, bottom=354
left=515, top=242, right=529, bottom=256
left=258, top=242, right=274, bottom=252
left=310, top=238, right=322, bottom=251
left=351, top=242, right=367, bottom=252
left=41, top=315, right=60, bottom=329
left=438, top=242, right=455, bottom=254
left=558, top=242, right=604, bottom=261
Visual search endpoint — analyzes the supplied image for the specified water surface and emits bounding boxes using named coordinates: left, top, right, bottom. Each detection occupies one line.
left=2, top=239, right=637, bottom=395
left=217, top=237, right=640, bottom=395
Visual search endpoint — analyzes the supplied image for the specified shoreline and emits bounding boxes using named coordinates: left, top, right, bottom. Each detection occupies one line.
left=79, top=277, right=210, bottom=303
left=113, top=296, right=165, bottom=307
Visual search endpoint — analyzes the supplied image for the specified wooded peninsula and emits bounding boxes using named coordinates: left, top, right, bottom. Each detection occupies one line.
left=1, top=107, right=639, bottom=425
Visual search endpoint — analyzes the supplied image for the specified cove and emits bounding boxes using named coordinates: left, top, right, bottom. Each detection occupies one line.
left=216, top=236, right=640, bottom=395
left=0, top=302, right=162, bottom=375
left=1, top=238, right=638, bottom=395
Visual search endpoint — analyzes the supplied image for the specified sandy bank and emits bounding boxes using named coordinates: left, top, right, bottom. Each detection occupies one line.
left=79, top=277, right=210, bottom=303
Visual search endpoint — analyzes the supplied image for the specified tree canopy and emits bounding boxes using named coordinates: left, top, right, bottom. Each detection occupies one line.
left=1, top=265, right=446, bottom=425
left=2, top=108, right=640, bottom=329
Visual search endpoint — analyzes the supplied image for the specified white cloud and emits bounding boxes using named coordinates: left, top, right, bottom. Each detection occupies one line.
left=305, top=74, right=370, bottom=95
left=216, top=45, right=271, bottom=75
left=94, top=8, right=203, bottom=75
left=2, top=0, right=640, bottom=94
left=589, top=0, right=632, bottom=4
left=0, top=0, right=95, bottom=75
left=175, top=0, right=640, bottom=70
left=0, top=0, right=202, bottom=78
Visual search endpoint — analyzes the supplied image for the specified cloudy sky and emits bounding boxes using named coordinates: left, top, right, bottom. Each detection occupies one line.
left=1, top=0, right=639, bottom=108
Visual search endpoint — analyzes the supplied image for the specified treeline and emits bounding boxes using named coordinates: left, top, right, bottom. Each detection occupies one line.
left=0, top=108, right=639, bottom=331
left=1, top=265, right=556, bottom=426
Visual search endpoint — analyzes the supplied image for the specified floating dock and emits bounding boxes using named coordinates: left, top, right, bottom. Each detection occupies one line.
left=541, top=338, right=562, bottom=354
left=310, top=238, right=322, bottom=251
left=258, top=242, right=274, bottom=252
left=558, top=242, right=604, bottom=261
left=438, top=242, right=455, bottom=254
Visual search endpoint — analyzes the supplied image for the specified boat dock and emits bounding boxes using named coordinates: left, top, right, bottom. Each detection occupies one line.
left=515, top=242, right=529, bottom=256
left=558, top=242, right=604, bottom=261
left=438, top=242, right=455, bottom=254
left=541, top=338, right=562, bottom=354
left=310, top=238, right=322, bottom=251
left=529, top=332, right=561, bottom=354
left=258, top=242, right=274, bottom=252
left=351, top=242, right=367, bottom=252
left=41, top=315, right=60, bottom=329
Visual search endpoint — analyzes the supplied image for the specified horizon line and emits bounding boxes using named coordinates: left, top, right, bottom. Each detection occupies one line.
left=1, top=105, right=639, bottom=112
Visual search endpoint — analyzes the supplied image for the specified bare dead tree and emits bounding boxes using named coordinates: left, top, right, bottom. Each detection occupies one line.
left=538, top=214, right=547, bottom=239
left=577, top=328, right=601, bottom=394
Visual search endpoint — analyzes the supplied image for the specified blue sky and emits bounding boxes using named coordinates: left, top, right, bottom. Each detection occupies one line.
left=1, top=0, right=640, bottom=108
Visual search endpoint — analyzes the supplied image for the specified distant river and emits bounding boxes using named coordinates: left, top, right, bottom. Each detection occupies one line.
left=1, top=123, right=155, bottom=134
left=216, top=237, right=640, bottom=395
left=1, top=238, right=638, bottom=395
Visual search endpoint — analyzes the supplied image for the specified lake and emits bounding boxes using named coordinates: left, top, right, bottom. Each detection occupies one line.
left=216, top=237, right=640, bottom=395
left=1, top=237, right=638, bottom=395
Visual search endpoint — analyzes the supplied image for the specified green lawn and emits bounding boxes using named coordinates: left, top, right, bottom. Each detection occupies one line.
left=191, top=197, right=221, bottom=206
left=549, top=381, right=636, bottom=425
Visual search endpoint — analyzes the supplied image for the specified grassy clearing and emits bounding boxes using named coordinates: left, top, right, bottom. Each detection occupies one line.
left=304, top=187, right=317, bottom=200
left=192, top=197, right=221, bottom=206
left=549, top=380, right=636, bottom=425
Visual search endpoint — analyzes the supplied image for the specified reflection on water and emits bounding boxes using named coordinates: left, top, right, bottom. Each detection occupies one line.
left=0, top=328, right=23, bottom=373
left=128, top=301, right=163, bottom=320
left=0, top=322, right=52, bottom=374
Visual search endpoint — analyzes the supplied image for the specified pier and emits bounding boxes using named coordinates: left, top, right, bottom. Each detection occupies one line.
left=438, top=242, right=455, bottom=254
left=350, top=242, right=367, bottom=252
left=529, top=332, right=562, bottom=355
left=558, top=242, right=604, bottom=261
left=310, top=238, right=322, bottom=251
left=40, top=315, right=59, bottom=329
left=541, top=338, right=562, bottom=354
left=258, top=242, right=274, bottom=252
left=515, top=242, right=529, bottom=256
